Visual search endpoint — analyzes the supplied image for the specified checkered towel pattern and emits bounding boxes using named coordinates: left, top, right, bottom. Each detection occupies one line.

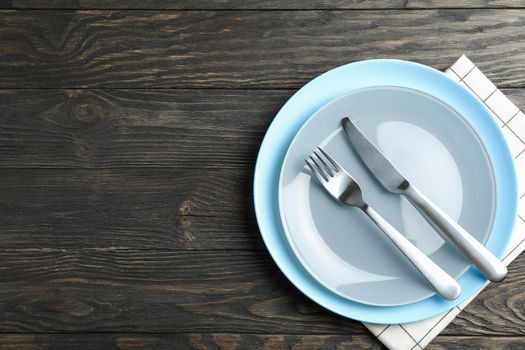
left=363, top=55, right=525, bottom=350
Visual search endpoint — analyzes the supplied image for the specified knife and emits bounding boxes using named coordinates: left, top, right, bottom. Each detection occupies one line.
left=342, top=117, right=507, bottom=282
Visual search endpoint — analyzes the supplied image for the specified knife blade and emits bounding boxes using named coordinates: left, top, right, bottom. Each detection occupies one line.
left=341, top=117, right=408, bottom=193
left=341, top=116, right=507, bottom=282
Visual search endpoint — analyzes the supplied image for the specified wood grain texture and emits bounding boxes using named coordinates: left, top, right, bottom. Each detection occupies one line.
left=1, top=10, right=525, bottom=89
left=1, top=88, right=524, bottom=169
left=2, top=334, right=525, bottom=350
left=1, top=0, right=524, bottom=9
left=0, top=249, right=365, bottom=334
left=0, top=248, right=521, bottom=335
left=427, top=336, right=525, bottom=350
left=0, top=168, right=262, bottom=250
left=1, top=334, right=525, bottom=350
left=410, top=0, right=525, bottom=8
left=0, top=89, right=283, bottom=168
left=0, top=333, right=385, bottom=350
left=0, top=0, right=407, bottom=10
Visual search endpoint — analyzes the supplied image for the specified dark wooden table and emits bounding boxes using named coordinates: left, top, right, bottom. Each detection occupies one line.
left=0, top=1, right=524, bottom=349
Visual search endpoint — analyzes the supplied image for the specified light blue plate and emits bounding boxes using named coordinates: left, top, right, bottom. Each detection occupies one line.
left=280, top=86, right=497, bottom=307
left=253, top=59, right=517, bottom=324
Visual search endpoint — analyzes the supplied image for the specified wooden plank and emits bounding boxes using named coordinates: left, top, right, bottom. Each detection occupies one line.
left=0, top=334, right=524, bottom=350
left=0, top=0, right=523, bottom=10
left=0, top=89, right=284, bottom=168
left=0, top=0, right=407, bottom=10
left=0, top=168, right=263, bottom=250
left=0, top=333, right=384, bottom=349
left=428, top=336, right=525, bottom=349
left=1, top=88, right=524, bottom=170
left=409, top=0, right=525, bottom=8
left=0, top=249, right=366, bottom=334
left=1, top=10, right=525, bottom=88
left=0, top=248, right=522, bottom=334
left=1, top=334, right=523, bottom=350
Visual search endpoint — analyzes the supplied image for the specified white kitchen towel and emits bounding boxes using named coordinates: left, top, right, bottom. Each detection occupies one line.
left=363, top=55, right=525, bottom=350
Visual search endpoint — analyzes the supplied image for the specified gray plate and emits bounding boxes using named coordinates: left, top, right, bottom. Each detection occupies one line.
left=278, top=86, right=495, bottom=306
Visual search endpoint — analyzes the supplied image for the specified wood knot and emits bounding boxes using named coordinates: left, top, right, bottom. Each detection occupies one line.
left=71, top=101, right=102, bottom=124
left=53, top=299, right=94, bottom=317
left=72, top=135, right=90, bottom=160
left=184, top=230, right=196, bottom=242
left=180, top=216, right=191, bottom=227
left=64, top=92, right=111, bottom=129
left=179, top=200, right=192, bottom=215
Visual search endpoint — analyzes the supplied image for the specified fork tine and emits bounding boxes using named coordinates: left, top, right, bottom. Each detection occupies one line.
left=305, top=157, right=328, bottom=183
left=317, top=147, right=341, bottom=172
left=312, top=150, right=334, bottom=177
left=307, top=155, right=329, bottom=182
left=305, top=158, right=326, bottom=183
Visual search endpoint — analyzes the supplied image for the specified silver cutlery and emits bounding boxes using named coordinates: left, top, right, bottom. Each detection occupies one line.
left=306, top=147, right=461, bottom=300
left=342, top=117, right=507, bottom=282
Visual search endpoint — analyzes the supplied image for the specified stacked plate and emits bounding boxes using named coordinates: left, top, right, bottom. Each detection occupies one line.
left=253, top=60, right=517, bottom=324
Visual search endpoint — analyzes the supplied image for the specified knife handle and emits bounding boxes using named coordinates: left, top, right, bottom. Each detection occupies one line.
left=362, top=205, right=461, bottom=301
left=404, top=184, right=507, bottom=282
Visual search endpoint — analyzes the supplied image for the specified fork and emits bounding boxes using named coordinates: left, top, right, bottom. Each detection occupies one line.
left=306, top=147, right=461, bottom=301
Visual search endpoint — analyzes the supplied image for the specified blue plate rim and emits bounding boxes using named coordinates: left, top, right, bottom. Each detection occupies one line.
left=253, top=59, right=518, bottom=324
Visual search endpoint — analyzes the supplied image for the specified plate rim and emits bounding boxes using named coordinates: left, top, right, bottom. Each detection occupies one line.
left=253, top=59, right=518, bottom=324
left=277, top=85, right=497, bottom=306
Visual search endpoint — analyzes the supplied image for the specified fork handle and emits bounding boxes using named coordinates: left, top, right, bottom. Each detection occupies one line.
left=403, top=184, right=507, bottom=282
left=362, top=205, right=461, bottom=301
